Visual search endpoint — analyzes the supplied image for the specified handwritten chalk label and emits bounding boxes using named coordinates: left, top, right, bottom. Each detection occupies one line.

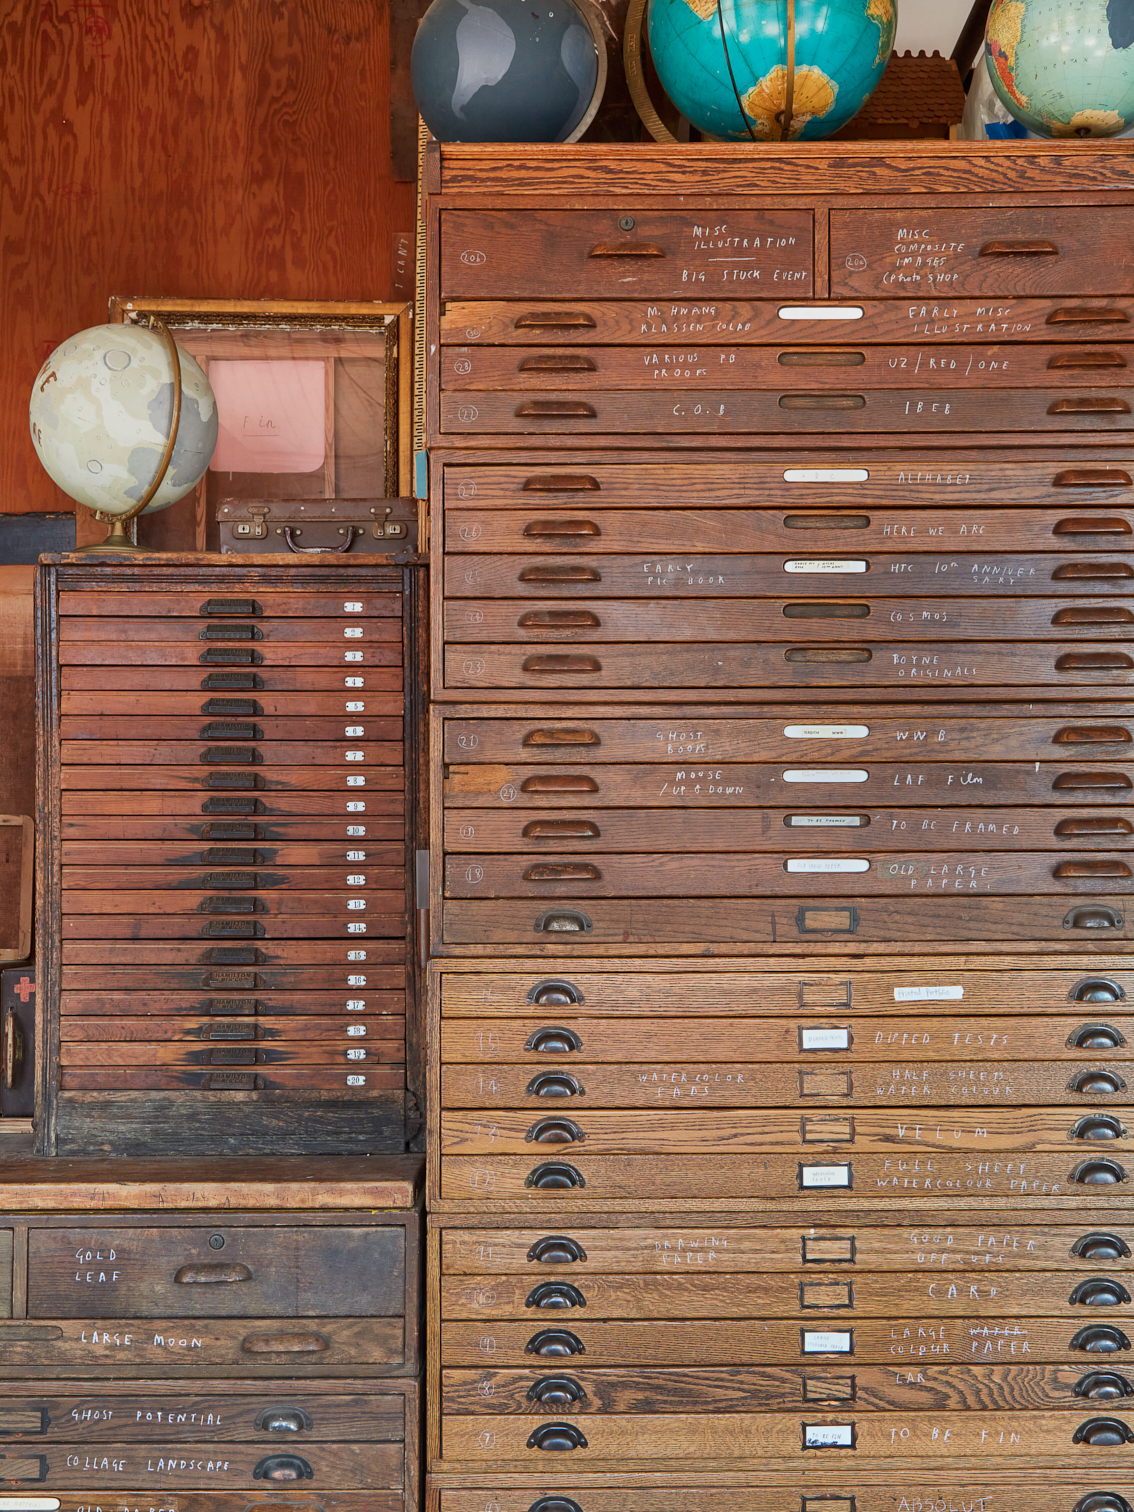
left=894, top=985, right=965, bottom=1002
left=784, top=726, right=869, bottom=739
left=789, top=816, right=865, bottom=828
left=803, top=1330, right=853, bottom=1354
left=783, top=467, right=869, bottom=481
left=804, top=1424, right=855, bottom=1448
left=787, top=858, right=870, bottom=874
left=784, top=560, right=868, bottom=573
left=801, top=1163, right=852, bottom=1188
left=779, top=307, right=864, bottom=321
left=800, top=1028, right=851, bottom=1051
left=784, top=769, right=869, bottom=783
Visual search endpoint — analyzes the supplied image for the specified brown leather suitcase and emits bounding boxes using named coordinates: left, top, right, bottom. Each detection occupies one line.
left=216, top=498, right=417, bottom=556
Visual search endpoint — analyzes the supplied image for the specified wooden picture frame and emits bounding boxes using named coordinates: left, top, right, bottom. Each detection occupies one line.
left=107, top=297, right=413, bottom=553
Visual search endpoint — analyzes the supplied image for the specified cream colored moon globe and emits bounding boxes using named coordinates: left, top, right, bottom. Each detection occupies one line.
left=28, top=323, right=218, bottom=515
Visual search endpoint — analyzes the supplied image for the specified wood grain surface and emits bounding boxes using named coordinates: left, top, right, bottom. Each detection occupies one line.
left=0, top=1, right=413, bottom=524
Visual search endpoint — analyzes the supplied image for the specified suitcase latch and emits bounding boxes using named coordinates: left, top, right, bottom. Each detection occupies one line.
left=371, top=504, right=407, bottom=538
left=234, top=505, right=270, bottom=540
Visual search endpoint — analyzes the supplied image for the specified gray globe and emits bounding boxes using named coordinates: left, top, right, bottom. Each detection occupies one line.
left=412, top=0, right=602, bottom=142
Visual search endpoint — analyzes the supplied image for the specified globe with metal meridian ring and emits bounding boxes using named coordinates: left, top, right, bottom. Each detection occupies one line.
left=29, top=322, right=218, bottom=517
left=985, top=0, right=1134, bottom=137
left=411, top=0, right=606, bottom=142
left=646, top=0, right=897, bottom=141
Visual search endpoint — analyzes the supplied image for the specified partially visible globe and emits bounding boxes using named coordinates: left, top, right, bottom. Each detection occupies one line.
left=985, top=0, right=1134, bottom=136
left=412, top=0, right=602, bottom=142
left=28, top=323, right=218, bottom=516
left=647, top=0, right=896, bottom=141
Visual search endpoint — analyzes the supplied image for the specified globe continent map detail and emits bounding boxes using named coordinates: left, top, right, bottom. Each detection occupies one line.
left=648, top=0, right=896, bottom=141
left=985, top=0, right=1134, bottom=135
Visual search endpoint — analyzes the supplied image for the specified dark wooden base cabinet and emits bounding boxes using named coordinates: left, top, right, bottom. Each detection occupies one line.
left=35, top=556, right=425, bottom=1156
left=0, top=1162, right=422, bottom=1512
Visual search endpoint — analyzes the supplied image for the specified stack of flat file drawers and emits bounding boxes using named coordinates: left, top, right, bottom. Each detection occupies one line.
left=36, top=557, right=418, bottom=1156
left=423, top=144, right=1134, bottom=1512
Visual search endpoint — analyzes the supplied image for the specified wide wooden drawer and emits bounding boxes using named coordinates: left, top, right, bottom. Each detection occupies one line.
left=0, top=1316, right=407, bottom=1376
left=439, top=211, right=814, bottom=300
left=439, top=1106, right=1131, bottom=1156
left=444, top=807, right=1132, bottom=853
left=435, top=1480, right=1134, bottom=1512
left=438, top=388, right=1134, bottom=437
left=440, top=344, right=1134, bottom=392
left=443, top=504, right=1134, bottom=554
left=439, top=1405, right=1134, bottom=1465
left=60, top=667, right=404, bottom=693
left=440, top=456, right=1134, bottom=511
left=60, top=692, right=404, bottom=717
left=443, top=642, right=1134, bottom=693
left=829, top=210, right=1134, bottom=298
left=442, top=1361, right=1134, bottom=1414
left=439, top=895, right=1133, bottom=948
left=0, top=1388, right=400, bottom=1440
left=0, top=1440, right=401, bottom=1489
left=440, top=1059, right=1131, bottom=1107
left=61, top=941, right=401, bottom=967
left=439, top=707, right=1134, bottom=764
left=439, top=1312, right=1134, bottom=1366
left=439, top=1217, right=1134, bottom=1271
left=59, top=767, right=404, bottom=794
left=58, top=645, right=400, bottom=669
left=442, top=851, right=1134, bottom=900
left=62, top=843, right=403, bottom=868
left=58, top=619, right=401, bottom=645
left=61, top=791, right=404, bottom=822
left=436, top=1149, right=1126, bottom=1202
left=443, top=597, right=1134, bottom=643
left=59, top=992, right=403, bottom=1019
left=439, top=1268, right=1134, bottom=1320
left=60, top=718, right=402, bottom=742
left=26, top=1227, right=406, bottom=1318
left=15, top=1495, right=403, bottom=1512
left=60, top=817, right=405, bottom=843
left=440, top=297, right=1134, bottom=345
left=446, top=553, right=1134, bottom=599
left=57, top=592, right=401, bottom=620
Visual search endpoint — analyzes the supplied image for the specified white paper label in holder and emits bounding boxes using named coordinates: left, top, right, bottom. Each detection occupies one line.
left=0, top=1503, right=61, bottom=1511
left=804, top=1424, right=855, bottom=1448
left=803, top=1330, right=853, bottom=1354
left=801, top=1163, right=852, bottom=1188
left=783, top=769, right=869, bottom=783
left=800, top=1027, right=851, bottom=1051
left=784, top=725, right=869, bottom=740
left=894, top=985, right=965, bottom=1002
left=787, top=858, right=870, bottom=874
left=784, top=560, right=868, bottom=574
left=789, top=816, right=865, bottom=828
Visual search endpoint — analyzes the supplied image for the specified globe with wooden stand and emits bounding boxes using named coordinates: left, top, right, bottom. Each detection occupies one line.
left=28, top=315, right=218, bottom=554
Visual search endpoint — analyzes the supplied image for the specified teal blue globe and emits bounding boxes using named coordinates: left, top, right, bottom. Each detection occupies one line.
left=985, top=0, right=1134, bottom=136
left=647, top=0, right=897, bottom=140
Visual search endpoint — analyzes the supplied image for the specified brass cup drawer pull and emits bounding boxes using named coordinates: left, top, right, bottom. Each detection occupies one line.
left=525, top=1161, right=586, bottom=1189
left=527, top=1375, right=588, bottom=1405
left=1073, top=1495, right=1133, bottom=1512
left=1074, top=1370, right=1134, bottom=1400
left=173, top=1262, right=253, bottom=1284
left=254, top=1407, right=314, bottom=1433
left=527, top=978, right=585, bottom=1005
left=1070, top=1325, right=1132, bottom=1352
left=527, top=1071, right=586, bottom=1098
left=525, top=1328, right=585, bottom=1356
left=253, top=1454, right=314, bottom=1481
left=1068, top=1115, right=1128, bottom=1142
left=525, top=1117, right=585, bottom=1145
left=526, top=1422, right=588, bottom=1451
left=527, top=1235, right=588, bottom=1262
left=1071, top=978, right=1127, bottom=1002
left=526, top=1280, right=587, bottom=1308
left=1068, top=1023, right=1127, bottom=1049
left=1070, top=1277, right=1133, bottom=1305
left=1069, top=1070, right=1127, bottom=1094
left=525, top=1025, right=583, bottom=1053
left=1069, top=1157, right=1130, bottom=1185
left=1073, top=1416, right=1134, bottom=1445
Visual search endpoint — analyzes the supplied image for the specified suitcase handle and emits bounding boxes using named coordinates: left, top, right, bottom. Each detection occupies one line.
left=283, top=526, right=359, bottom=554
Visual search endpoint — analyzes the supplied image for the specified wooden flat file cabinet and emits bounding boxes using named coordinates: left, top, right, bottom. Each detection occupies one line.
left=421, top=143, right=1134, bottom=1512
left=35, top=556, right=424, bottom=1156
left=0, top=1158, right=422, bottom=1512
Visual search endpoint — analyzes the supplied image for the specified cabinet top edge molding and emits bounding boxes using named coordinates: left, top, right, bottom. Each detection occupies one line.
left=0, top=1155, right=423, bottom=1211
left=430, top=141, right=1134, bottom=198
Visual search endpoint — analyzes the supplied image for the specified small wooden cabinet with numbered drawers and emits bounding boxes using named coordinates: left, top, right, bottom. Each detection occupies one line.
left=35, top=556, right=425, bottom=1156
left=0, top=1159, right=422, bottom=1512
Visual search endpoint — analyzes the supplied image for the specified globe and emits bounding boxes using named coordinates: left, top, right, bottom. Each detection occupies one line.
left=28, top=322, right=218, bottom=516
left=985, top=0, right=1134, bottom=136
left=411, top=0, right=605, bottom=142
left=647, top=0, right=897, bottom=141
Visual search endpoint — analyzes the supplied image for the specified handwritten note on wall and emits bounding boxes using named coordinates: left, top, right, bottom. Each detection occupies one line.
left=209, top=360, right=325, bottom=473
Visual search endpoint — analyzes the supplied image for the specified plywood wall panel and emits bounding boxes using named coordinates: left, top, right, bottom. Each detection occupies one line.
left=0, top=0, right=414, bottom=518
